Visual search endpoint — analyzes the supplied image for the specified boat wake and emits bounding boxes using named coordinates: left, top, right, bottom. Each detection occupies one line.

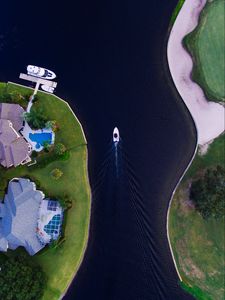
left=84, top=139, right=168, bottom=300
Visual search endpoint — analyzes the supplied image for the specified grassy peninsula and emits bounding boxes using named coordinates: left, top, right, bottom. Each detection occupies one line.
left=184, top=0, right=225, bottom=102
left=169, top=134, right=224, bottom=300
left=0, top=82, right=91, bottom=300
left=169, top=1, right=225, bottom=299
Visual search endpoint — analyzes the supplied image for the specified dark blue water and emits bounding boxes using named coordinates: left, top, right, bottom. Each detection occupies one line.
left=0, top=1, right=196, bottom=299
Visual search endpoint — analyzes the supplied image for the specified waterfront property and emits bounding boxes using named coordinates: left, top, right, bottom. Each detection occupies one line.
left=0, top=82, right=90, bottom=300
left=0, top=103, right=32, bottom=168
left=0, top=178, right=63, bottom=255
left=20, top=105, right=55, bottom=152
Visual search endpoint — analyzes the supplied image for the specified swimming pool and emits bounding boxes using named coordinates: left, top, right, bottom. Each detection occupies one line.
left=29, top=132, right=53, bottom=150
left=44, top=214, right=62, bottom=240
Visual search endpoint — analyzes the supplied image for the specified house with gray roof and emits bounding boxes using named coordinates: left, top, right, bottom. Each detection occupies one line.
left=0, top=103, right=24, bottom=132
left=0, top=119, right=32, bottom=168
left=0, top=103, right=32, bottom=168
left=0, top=178, right=63, bottom=255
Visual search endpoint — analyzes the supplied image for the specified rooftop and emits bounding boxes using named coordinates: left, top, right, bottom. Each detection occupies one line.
left=0, top=103, right=24, bottom=132
left=0, top=178, right=63, bottom=255
left=0, top=119, right=31, bottom=168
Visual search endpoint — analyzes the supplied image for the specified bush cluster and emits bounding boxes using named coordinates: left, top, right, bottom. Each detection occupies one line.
left=190, top=165, right=225, bottom=219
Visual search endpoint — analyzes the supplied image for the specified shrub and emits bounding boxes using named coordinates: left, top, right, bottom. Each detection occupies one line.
left=43, top=141, right=52, bottom=153
left=54, top=143, right=66, bottom=155
left=51, top=168, right=63, bottom=180
left=58, top=194, right=73, bottom=210
left=31, top=151, right=38, bottom=158
left=190, top=165, right=225, bottom=219
left=45, top=120, right=57, bottom=130
left=24, top=107, right=48, bottom=129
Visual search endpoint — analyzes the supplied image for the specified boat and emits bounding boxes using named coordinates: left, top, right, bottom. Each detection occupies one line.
left=27, top=65, right=56, bottom=80
left=41, top=85, right=55, bottom=94
left=113, top=127, right=120, bottom=143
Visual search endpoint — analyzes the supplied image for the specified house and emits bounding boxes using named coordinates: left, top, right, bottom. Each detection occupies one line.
left=0, top=119, right=32, bottom=168
left=0, top=103, right=32, bottom=168
left=0, top=103, right=24, bottom=132
left=0, top=178, right=63, bottom=255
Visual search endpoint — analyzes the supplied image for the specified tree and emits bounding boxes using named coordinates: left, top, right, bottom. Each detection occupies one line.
left=43, top=141, right=52, bottom=152
left=9, top=91, right=22, bottom=102
left=23, top=107, right=48, bottom=129
left=0, top=253, right=46, bottom=300
left=54, top=143, right=66, bottom=155
left=190, top=166, right=225, bottom=219
left=51, top=168, right=63, bottom=180
left=58, top=194, right=73, bottom=210
left=45, top=120, right=58, bottom=132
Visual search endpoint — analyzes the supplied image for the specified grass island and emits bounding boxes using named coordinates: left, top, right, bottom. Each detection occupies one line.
left=0, top=82, right=91, bottom=300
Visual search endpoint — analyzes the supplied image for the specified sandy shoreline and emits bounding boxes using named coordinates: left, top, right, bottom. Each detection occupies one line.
left=167, top=0, right=224, bottom=146
left=166, top=0, right=224, bottom=284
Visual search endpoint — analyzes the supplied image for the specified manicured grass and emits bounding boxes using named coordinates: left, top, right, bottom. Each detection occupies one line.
left=169, top=134, right=225, bottom=300
left=184, top=0, right=225, bottom=102
left=185, top=134, right=225, bottom=178
left=0, top=82, right=91, bottom=300
left=169, top=0, right=185, bottom=27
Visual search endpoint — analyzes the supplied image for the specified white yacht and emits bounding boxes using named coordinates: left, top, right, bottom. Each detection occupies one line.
left=113, top=127, right=120, bottom=143
left=27, top=65, right=56, bottom=80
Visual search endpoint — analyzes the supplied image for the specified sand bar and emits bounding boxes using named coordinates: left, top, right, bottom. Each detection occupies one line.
left=167, top=0, right=224, bottom=145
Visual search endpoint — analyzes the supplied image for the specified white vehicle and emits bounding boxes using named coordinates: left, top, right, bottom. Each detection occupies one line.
left=27, top=65, right=56, bottom=80
left=41, top=84, right=55, bottom=94
left=113, top=127, right=120, bottom=143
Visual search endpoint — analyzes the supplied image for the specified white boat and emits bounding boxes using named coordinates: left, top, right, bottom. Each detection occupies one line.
left=113, top=127, right=120, bottom=143
left=27, top=65, right=56, bottom=80
left=41, top=84, right=55, bottom=94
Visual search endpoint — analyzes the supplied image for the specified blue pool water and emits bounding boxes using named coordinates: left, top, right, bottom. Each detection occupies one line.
left=29, top=132, right=53, bottom=150
left=44, top=214, right=62, bottom=240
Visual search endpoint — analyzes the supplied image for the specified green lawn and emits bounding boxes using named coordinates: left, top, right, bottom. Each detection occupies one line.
left=184, top=0, right=225, bottom=102
left=169, top=134, right=225, bottom=300
left=169, top=0, right=185, bottom=27
left=0, top=82, right=91, bottom=300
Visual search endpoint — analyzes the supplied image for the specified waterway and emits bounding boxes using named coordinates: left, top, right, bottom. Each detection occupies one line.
left=0, top=1, right=196, bottom=299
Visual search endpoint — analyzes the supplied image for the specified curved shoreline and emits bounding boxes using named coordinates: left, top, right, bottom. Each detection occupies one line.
left=167, top=0, right=224, bottom=146
left=166, top=138, right=198, bottom=282
left=9, top=82, right=92, bottom=300
left=166, top=0, right=223, bottom=284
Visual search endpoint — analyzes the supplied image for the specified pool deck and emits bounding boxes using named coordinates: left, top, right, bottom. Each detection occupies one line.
left=20, top=93, right=55, bottom=152
left=37, top=200, right=63, bottom=244
left=20, top=122, right=55, bottom=152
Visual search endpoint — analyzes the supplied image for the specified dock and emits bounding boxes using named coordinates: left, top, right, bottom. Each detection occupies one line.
left=19, top=73, right=57, bottom=95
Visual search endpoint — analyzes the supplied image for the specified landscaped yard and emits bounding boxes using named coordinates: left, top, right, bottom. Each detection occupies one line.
left=0, top=82, right=91, bottom=300
left=184, top=0, right=225, bottom=102
left=169, top=134, right=225, bottom=300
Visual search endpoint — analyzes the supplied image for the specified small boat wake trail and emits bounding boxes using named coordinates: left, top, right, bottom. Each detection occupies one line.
left=69, top=141, right=169, bottom=300
left=121, top=147, right=167, bottom=300
left=114, top=142, right=119, bottom=178
left=64, top=130, right=195, bottom=300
